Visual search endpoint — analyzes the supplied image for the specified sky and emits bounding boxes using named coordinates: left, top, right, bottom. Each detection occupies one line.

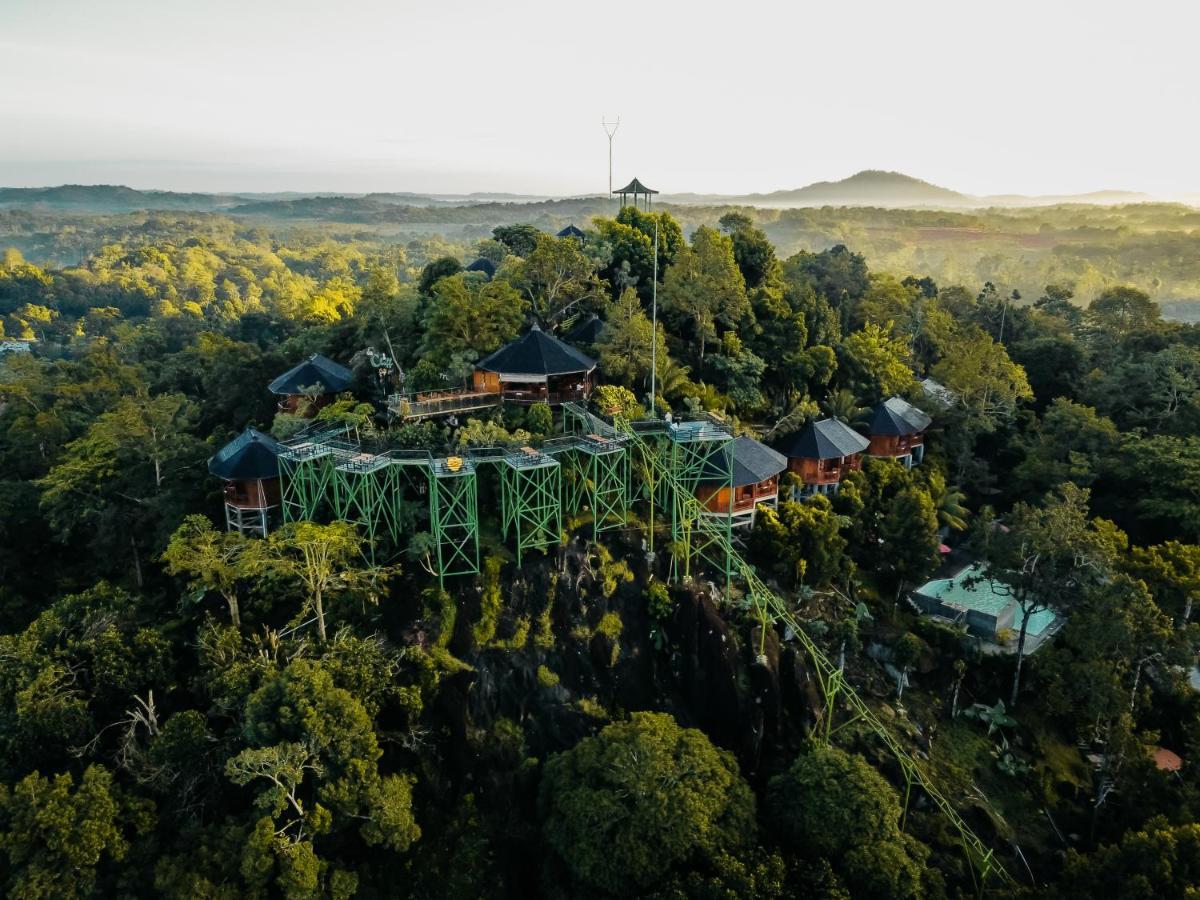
left=2, top=0, right=1197, bottom=197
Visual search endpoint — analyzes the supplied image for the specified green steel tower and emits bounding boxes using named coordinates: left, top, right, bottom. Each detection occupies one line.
left=428, top=455, right=480, bottom=583
left=500, top=449, right=562, bottom=565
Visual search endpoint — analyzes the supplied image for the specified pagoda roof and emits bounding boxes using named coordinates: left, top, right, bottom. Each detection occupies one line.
left=777, top=417, right=870, bottom=460
left=700, top=436, right=788, bottom=488
left=476, top=324, right=597, bottom=377
left=556, top=224, right=586, bottom=239
left=870, top=397, right=932, bottom=436
left=268, top=354, right=354, bottom=396
left=614, top=177, right=658, bottom=195
left=209, top=427, right=282, bottom=480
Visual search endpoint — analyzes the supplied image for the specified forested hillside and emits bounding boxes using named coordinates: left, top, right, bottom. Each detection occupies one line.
left=3, top=193, right=1200, bottom=316
left=1, top=207, right=1199, bottom=898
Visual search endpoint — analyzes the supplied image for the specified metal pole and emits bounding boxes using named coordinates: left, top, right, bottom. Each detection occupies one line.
left=602, top=115, right=620, bottom=202
left=650, top=221, right=659, bottom=416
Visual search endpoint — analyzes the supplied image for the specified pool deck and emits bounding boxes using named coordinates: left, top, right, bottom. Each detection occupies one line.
left=915, top=559, right=1064, bottom=654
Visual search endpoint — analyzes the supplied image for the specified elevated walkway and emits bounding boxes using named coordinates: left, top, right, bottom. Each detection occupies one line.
left=275, top=408, right=737, bottom=580
left=387, top=389, right=502, bottom=421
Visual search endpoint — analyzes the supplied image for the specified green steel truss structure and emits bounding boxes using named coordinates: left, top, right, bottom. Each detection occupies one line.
left=279, top=434, right=352, bottom=524
left=571, top=438, right=628, bottom=533
left=544, top=434, right=629, bottom=537
left=331, top=451, right=402, bottom=550
left=428, top=456, right=480, bottom=580
left=622, top=417, right=734, bottom=586
left=613, top=416, right=1014, bottom=893
left=666, top=421, right=732, bottom=585
left=275, top=408, right=738, bottom=587
left=499, top=449, right=563, bottom=565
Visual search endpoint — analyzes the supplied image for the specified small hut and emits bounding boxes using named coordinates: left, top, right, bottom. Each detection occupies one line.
left=776, top=418, right=870, bottom=495
left=209, top=427, right=282, bottom=536
left=464, top=257, right=497, bottom=280
left=473, top=324, right=597, bottom=404
left=867, top=397, right=931, bottom=467
left=268, top=354, right=354, bottom=415
left=614, top=177, right=658, bottom=211
left=696, top=436, right=788, bottom=525
left=565, top=314, right=605, bottom=349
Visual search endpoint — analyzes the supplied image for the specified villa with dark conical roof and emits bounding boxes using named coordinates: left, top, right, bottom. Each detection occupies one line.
left=268, top=354, right=354, bottom=415
left=867, top=396, right=932, bottom=467
left=776, top=417, right=870, bottom=495
left=472, top=324, right=597, bottom=405
left=209, top=427, right=282, bottom=536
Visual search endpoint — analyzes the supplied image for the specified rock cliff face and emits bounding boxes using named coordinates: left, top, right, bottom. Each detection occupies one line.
left=423, top=541, right=822, bottom=791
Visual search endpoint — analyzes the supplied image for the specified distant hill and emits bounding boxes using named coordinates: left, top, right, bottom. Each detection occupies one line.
left=0, top=184, right=245, bottom=211
left=738, top=170, right=970, bottom=208
left=662, top=171, right=1160, bottom=209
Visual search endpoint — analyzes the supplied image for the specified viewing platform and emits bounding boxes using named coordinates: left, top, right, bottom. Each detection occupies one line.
left=387, top=388, right=502, bottom=421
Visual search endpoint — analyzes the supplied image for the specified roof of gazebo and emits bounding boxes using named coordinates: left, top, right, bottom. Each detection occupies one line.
left=614, top=177, right=658, bottom=195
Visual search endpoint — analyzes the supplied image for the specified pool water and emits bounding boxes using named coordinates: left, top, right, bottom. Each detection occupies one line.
left=918, top=564, right=1056, bottom=637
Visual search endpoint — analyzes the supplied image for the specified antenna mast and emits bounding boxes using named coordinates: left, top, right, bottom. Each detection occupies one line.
left=601, top=115, right=620, bottom=200
left=650, top=221, right=659, bottom=415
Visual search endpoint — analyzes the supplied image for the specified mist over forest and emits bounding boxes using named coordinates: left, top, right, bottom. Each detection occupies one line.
left=4, top=177, right=1200, bottom=322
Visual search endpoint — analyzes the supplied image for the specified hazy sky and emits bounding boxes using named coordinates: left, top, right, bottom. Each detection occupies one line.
left=2, top=0, right=1197, bottom=196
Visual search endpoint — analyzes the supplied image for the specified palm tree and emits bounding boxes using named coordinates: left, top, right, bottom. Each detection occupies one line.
left=652, top=355, right=692, bottom=403
left=822, top=388, right=868, bottom=428
left=935, top=482, right=969, bottom=533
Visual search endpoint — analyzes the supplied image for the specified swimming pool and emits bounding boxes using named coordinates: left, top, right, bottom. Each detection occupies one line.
left=917, top=564, right=1056, bottom=637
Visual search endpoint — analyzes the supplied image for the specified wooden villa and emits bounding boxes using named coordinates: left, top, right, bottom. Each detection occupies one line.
left=867, top=397, right=932, bottom=467
left=209, top=427, right=282, bottom=536
left=776, top=417, right=870, bottom=495
left=695, top=436, right=788, bottom=526
left=268, top=354, right=354, bottom=416
left=473, top=324, right=597, bottom=405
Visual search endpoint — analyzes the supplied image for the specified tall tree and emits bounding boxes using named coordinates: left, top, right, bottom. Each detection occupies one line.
left=838, top=322, right=915, bottom=401
left=0, top=765, right=149, bottom=900
left=766, top=745, right=929, bottom=900
left=162, top=514, right=266, bottom=627
left=491, top=224, right=542, bottom=258
left=512, top=234, right=603, bottom=328
left=1012, top=398, right=1120, bottom=497
left=718, top=211, right=777, bottom=290
left=977, top=483, right=1124, bottom=706
left=39, top=390, right=204, bottom=586
left=264, top=522, right=388, bottom=643
left=539, top=711, right=755, bottom=896
left=421, top=273, right=525, bottom=366
left=659, top=226, right=749, bottom=366
left=594, top=287, right=672, bottom=394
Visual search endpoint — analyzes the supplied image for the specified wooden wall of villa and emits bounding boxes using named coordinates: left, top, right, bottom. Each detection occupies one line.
left=223, top=477, right=281, bottom=510
left=868, top=432, right=924, bottom=458
left=471, top=369, right=594, bottom=405
left=788, top=453, right=863, bottom=486
left=695, top=476, right=780, bottom=515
